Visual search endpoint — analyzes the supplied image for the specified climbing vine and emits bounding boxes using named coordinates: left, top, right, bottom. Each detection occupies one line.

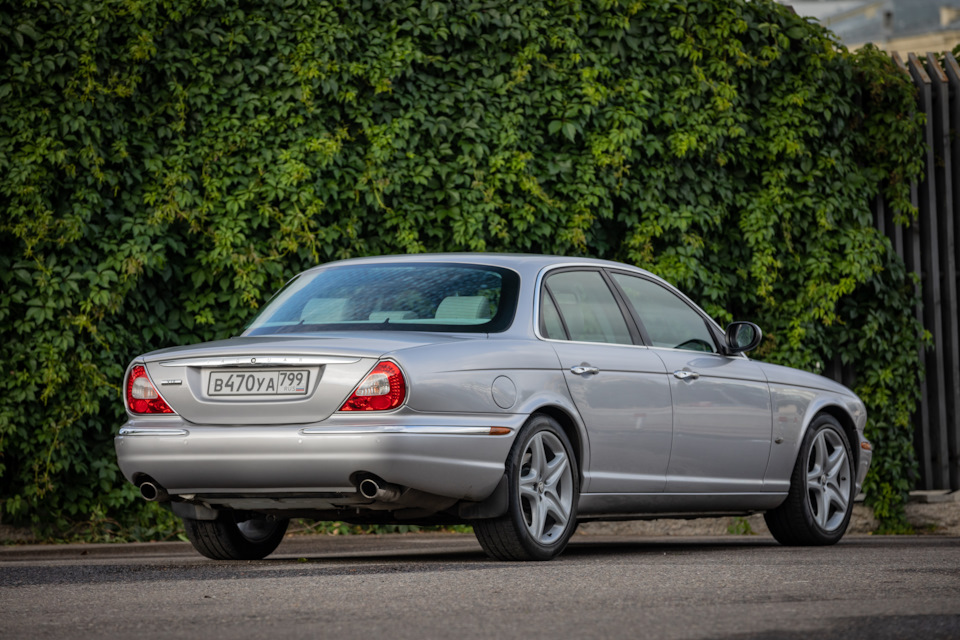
left=0, top=0, right=925, bottom=537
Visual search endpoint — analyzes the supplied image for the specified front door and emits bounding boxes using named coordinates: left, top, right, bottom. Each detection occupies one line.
left=608, top=272, right=773, bottom=493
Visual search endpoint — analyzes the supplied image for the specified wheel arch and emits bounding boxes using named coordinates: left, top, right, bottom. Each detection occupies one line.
left=530, top=404, right=586, bottom=485
left=810, top=404, right=860, bottom=471
left=765, top=402, right=860, bottom=545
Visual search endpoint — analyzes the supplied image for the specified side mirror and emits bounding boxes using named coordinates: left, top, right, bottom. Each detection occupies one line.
left=724, top=321, right=762, bottom=354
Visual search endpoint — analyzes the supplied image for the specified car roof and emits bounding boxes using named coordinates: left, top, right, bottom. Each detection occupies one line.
left=305, top=252, right=657, bottom=278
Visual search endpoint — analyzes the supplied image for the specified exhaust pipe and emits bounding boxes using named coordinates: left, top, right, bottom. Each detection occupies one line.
left=138, top=480, right=169, bottom=502
left=358, top=477, right=404, bottom=502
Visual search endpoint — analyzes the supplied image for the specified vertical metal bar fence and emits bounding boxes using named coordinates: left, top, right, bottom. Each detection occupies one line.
left=868, top=52, right=960, bottom=492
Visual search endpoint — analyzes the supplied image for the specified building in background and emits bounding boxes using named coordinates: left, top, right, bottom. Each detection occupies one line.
left=783, top=0, right=960, bottom=52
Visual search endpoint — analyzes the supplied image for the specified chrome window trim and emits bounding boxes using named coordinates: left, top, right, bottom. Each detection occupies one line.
left=533, top=262, right=620, bottom=344
left=536, top=267, right=637, bottom=345
left=532, top=262, right=747, bottom=359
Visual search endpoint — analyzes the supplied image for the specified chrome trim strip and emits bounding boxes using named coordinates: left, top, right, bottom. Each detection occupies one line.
left=118, top=428, right=190, bottom=437
left=158, top=355, right=361, bottom=367
left=299, top=425, right=511, bottom=436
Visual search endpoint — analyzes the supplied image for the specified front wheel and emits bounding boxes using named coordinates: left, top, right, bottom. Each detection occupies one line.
left=474, top=414, right=580, bottom=561
left=764, top=414, right=855, bottom=545
left=183, top=512, right=288, bottom=560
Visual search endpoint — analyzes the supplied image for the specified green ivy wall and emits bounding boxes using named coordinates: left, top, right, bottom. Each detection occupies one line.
left=0, top=0, right=926, bottom=538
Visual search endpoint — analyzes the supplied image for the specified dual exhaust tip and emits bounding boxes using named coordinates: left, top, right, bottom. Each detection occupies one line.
left=138, top=480, right=169, bottom=502
left=358, top=477, right=404, bottom=502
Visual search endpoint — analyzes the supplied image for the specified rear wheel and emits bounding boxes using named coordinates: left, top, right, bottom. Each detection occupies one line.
left=765, top=414, right=855, bottom=545
left=474, top=414, right=579, bottom=561
left=183, top=512, right=288, bottom=560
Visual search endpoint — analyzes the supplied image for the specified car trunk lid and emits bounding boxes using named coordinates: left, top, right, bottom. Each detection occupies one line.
left=137, top=333, right=472, bottom=425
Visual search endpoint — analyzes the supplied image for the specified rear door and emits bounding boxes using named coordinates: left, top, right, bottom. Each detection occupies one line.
left=540, top=269, right=673, bottom=494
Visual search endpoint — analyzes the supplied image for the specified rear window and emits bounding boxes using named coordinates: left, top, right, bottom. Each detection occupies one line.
left=244, top=263, right=520, bottom=335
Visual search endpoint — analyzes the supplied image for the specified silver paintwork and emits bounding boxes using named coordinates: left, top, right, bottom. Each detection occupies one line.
left=140, top=346, right=378, bottom=425
left=553, top=341, right=672, bottom=494
left=115, top=253, right=872, bottom=527
left=658, top=349, right=772, bottom=494
left=117, top=414, right=519, bottom=500
left=159, top=355, right=360, bottom=367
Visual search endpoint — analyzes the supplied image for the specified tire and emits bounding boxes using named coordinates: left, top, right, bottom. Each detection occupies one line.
left=183, top=512, right=288, bottom=560
left=764, top=414, right=855, bottom=546
left=474, top=414, right=580, bottom=561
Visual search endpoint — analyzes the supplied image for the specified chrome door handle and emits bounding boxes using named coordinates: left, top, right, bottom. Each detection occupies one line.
left=571, top=366, right=600, bottom=376
left=673, top=370, right=700, bottom=380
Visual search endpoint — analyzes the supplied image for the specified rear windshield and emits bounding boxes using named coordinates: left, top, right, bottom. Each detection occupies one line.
left=244, top=263, right=520, bottom=335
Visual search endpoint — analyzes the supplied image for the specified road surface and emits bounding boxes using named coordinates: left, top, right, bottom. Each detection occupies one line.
left=2, top=534, right=958, bottom=639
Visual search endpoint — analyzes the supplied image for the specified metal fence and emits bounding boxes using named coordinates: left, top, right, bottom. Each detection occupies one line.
left=866, top=52, right=960, bottom=492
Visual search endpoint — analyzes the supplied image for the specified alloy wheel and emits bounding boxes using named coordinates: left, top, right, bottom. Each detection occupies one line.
left=804, top=427, right=852, bottom=532
left=517, top=431, right=574, bottom=544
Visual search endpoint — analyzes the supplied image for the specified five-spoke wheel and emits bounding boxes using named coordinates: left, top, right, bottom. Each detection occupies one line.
left=474, top=414, right=579, bottom=560
left=804, top=426, right=852, bottom=532
left=517, top=429, right=575, bottom=545
left=765, top=414, right=855, bottom=545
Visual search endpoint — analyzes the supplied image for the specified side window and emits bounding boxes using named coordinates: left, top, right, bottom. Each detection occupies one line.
left=611, top=273, right=717, bottom=353
left=540, top=291, right=567, bottom=340
left=542, top=271, right=633, bottom=345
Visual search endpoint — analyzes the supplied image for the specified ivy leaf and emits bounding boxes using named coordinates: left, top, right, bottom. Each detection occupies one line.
left=786, top=26, right=807, bottom=40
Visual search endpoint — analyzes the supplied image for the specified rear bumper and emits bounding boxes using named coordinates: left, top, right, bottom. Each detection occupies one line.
left=115, top=414, right=521, bottom=502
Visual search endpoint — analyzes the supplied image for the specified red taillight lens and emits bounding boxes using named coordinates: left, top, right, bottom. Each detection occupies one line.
left=339, top=361, right=406, bottom=411
left=126, top=365, right=174, bottom=414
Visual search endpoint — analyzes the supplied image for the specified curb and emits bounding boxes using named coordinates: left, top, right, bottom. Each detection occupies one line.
left=0, top=540, right=192, bottom=560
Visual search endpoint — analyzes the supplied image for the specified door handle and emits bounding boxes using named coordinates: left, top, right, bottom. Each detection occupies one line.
left=571, top=366, right=600, bottom=376
left=673, top=370, right=700, bottom=380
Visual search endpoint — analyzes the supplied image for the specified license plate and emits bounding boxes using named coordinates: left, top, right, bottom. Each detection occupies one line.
left=207, top=370, right=310, bottom=396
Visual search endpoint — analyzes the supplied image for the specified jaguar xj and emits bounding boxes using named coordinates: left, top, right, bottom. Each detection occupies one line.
left=116, top=254, right=871, bottom=560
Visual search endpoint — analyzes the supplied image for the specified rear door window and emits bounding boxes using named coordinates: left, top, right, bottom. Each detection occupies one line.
left=541, top=270, right=633, bottom=345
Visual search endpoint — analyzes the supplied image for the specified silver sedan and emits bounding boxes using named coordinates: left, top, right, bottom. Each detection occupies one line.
left=116, top=254, right=872, bottom=560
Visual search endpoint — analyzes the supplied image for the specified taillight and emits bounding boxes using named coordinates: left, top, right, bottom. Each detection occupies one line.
left=339, top=361, right=406, bottom=411
left=126, top=365, right=174, bottom=414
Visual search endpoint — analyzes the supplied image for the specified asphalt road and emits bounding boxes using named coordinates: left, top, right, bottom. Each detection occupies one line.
left=2, top=534, right=958, bottom=639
